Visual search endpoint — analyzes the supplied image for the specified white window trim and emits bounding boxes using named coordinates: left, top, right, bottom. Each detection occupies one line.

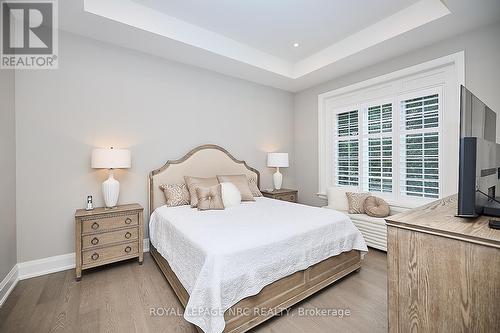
left=318, top=51, right=465, bottom=208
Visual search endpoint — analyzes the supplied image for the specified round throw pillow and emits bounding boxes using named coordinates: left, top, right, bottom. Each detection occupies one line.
left=220, top=182, right=242, bottom=207
left=363, top=196, right=390, bottom=218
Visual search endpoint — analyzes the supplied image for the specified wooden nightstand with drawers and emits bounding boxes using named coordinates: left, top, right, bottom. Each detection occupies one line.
left=75, top=203, right=144, bottom=280
left=261, top=189, right=298, bottom=203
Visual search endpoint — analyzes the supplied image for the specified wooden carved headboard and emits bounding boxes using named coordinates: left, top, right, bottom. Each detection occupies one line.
left=148, top=144, right=260, bottom=214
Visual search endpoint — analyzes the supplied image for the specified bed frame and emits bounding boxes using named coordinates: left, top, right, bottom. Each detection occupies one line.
left=148, top=144, right=362, bottom=333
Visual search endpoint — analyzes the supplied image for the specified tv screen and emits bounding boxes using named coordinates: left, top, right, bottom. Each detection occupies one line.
left=457, top=85, right=500, bottom=217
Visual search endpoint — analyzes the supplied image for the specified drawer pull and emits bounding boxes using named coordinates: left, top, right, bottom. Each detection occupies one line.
left=124, top=246, right=132, bottom=253
left=91, top=222, right=99, bottom=230
left=125, top=232, right=132, bottom=239
left=91, top=237, right=99, bottom=245
left=91, top=253, right=99, bottom=261
left=125, top=218, right=132, bottom=224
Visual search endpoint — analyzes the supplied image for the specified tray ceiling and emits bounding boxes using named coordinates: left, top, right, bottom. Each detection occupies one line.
left=58, top=0, right=500, bottom=91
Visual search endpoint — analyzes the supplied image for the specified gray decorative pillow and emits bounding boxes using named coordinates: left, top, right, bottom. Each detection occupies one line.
left=216, top=174, right=255, bottom=201
left=196, top=184, right=225, bottom=211
left=364, top=196, right=390, bottom=218
left=184, top=176, right=219, bottom=207
left=248, top=177, right=263, bottom=197
left=346, top=192, right=371, bottom=214
left=159, top=183, right=190, bottom=207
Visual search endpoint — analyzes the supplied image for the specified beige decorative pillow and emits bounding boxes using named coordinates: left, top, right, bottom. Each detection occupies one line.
left=346, top=192, right=371, bottom=214
left=216, top=175, right=255, bottom=201
left=248, top=177, right=263, bottom=197
left=364, top=196, right=390, bottom=218
left=196, top=185, right=225, bottom=211
left=184, top=176, right=219, bottom=207
left=159, top=183, right=190, bottom=207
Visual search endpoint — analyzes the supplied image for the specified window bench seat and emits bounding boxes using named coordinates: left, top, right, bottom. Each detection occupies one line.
left=322, top=187, right=407, bottom=251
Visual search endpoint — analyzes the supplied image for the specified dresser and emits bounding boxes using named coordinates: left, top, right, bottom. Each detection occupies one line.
left=261, top=189, right=298, bottom=203
left=75, top=203, right=144, bottom=280
left=386, top=195, right=500, bottom=332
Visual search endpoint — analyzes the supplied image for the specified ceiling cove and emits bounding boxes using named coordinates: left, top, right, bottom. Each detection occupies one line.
left=83, top=0, right=450, bottom=79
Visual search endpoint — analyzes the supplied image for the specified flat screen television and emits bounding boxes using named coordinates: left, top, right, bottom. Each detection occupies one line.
left=457, top=85, right=500, bottom=217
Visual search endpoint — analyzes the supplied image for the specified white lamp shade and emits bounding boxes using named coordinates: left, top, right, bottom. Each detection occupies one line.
left=91, top=148, right=131, bottom=169
left=267, top=152, right=289, bottom=168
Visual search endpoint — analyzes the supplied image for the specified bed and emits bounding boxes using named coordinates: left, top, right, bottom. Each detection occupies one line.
left=148, top=145, right=368, bottom=333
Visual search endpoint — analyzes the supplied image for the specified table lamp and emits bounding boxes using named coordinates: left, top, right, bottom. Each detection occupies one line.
left=91, top=147, right=131, bottom=208
left=267, top=152, right=289, bottom=190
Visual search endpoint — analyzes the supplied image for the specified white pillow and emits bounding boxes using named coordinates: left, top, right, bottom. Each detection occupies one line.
left=220, top=182, right=241, bottom=208
left=326, top=186, right=354, bottom=211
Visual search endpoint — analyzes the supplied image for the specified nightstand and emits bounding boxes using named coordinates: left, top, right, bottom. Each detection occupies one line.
left=261, top=189, right=298, bottom=203
left=74, top=203, right=144, bottom=280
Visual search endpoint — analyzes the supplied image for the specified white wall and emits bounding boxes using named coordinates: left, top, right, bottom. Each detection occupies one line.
left=294, top=22, right=500, bottom=206
left=0, top=69, right=17, bottom=281
left=15, top=32, right=294, bottom=262
left=13, top=22, right=500, bottom=262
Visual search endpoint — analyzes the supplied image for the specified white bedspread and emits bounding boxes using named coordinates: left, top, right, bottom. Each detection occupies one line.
left=149, top=197, right=367, bottom=333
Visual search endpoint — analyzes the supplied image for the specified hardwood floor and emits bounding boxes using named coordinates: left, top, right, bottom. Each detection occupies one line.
left=0, top=249, right=387, bottom=333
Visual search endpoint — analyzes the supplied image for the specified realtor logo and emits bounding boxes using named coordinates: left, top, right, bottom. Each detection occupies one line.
left=1, top=0, right=58, bottom=69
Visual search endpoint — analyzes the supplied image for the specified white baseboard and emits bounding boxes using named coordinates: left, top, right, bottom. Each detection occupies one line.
left=1, top=238, right=150, bottom=306
left=0, top=265, right=19, bottom=307
left=18, top=238, right=150, bottom=280
left=18, top=253, right=76, bottom=280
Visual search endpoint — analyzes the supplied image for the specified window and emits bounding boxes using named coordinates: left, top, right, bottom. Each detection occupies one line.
left=363, top=103, right=393, bottom=193
left=400, top=94, right=440, bottom=198
left=335, top=110, right=359, bottom=186
left=332, top=90, right=441, bottom=202
left=318, top=52, right=463, bottom=207
left=367, top=103, right=392, bottom=134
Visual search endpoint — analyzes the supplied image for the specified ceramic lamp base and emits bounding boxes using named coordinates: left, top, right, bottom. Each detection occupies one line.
left=273, top=168, right=283, bottom=190
left=102, top=171, right=120, bottom=208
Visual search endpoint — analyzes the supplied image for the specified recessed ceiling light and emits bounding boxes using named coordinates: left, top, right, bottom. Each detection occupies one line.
left=293, top=42, right=300, bottom=48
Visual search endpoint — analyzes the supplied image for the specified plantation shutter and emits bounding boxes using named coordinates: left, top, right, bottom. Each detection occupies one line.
left=400, top=94, right=439, bottom=198
left=336, top=110, right=359, bottom=186
left=363, top=103, right=393, bottom=193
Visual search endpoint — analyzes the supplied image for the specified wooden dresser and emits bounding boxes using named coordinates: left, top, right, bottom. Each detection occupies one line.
left=75, top=204, right=144, bottom=280
left=386, top=195, right=500, bottom=332
left=261, top=188, right=298, bottom=203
